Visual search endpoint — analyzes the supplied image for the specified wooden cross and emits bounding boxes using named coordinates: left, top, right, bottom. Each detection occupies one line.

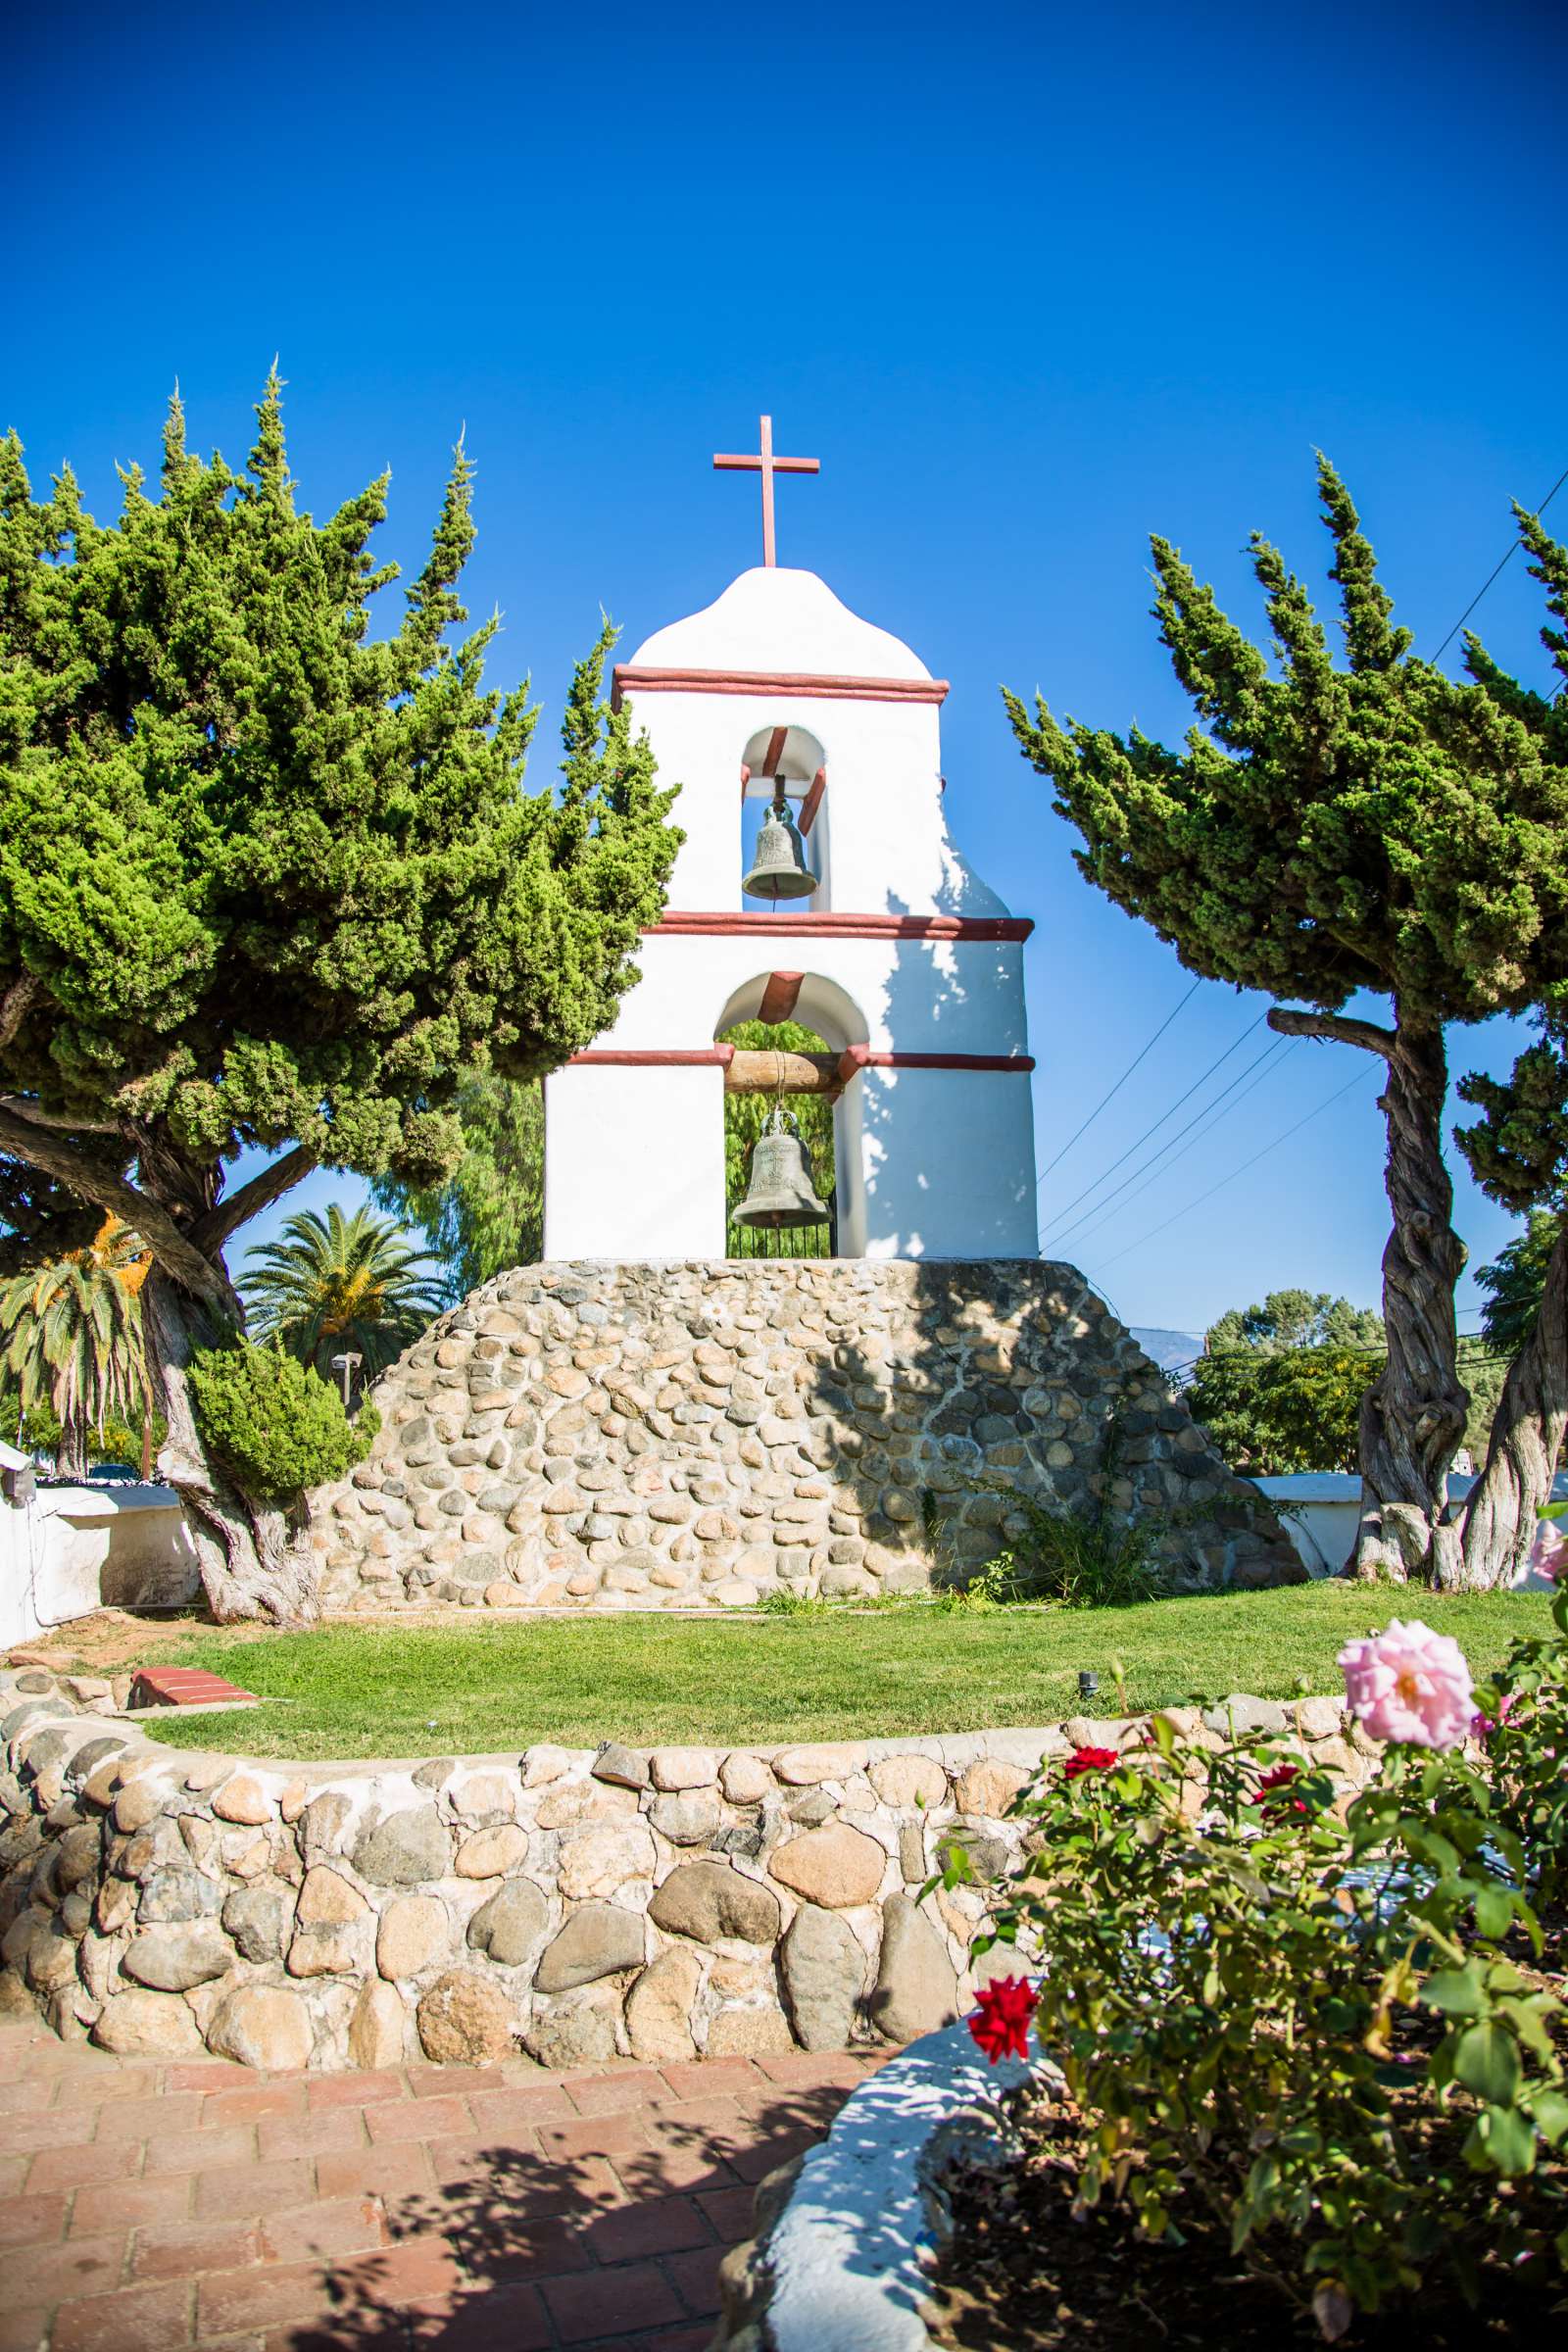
left=712, top=416, right=819, bottom=566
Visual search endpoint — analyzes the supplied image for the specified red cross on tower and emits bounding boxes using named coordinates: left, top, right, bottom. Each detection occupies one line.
left=712, top=416, right=819, bottom=567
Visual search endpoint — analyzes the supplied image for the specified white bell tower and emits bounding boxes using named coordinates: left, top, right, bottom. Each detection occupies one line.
left=542, top=419, right=1039, bottom=1262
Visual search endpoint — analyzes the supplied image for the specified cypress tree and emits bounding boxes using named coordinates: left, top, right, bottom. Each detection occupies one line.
left=0, top=378, right=681, bottom=1622
left=1006, top=464, right=1568, bottom=1584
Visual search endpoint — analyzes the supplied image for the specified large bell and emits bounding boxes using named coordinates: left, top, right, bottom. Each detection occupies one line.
left=742, top=787, right=819, bottom=902
left=733, top=1107, right=831, bottom=1230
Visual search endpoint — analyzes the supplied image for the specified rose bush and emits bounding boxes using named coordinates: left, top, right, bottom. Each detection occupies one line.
left=1472, top=1513, right=1568, bottom=1921
left=945, top=1617, right=1568, bottom=2334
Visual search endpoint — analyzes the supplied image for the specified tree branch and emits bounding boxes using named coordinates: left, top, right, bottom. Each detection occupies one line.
left=0, top=974, right=40, bottom=1052
left=1267, top=1006, right=1396, bottom=1057
left=0, top=1095, right=122, bottom=1134
left=0, top=1103, right=232, bottom=1313
left=192, top=1146, right=317, bottom=1256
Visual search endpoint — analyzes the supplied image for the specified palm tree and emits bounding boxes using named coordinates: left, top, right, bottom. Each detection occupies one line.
left=242, top=1204, right=445, bottom=1399
left=0, top=1218, right=151, bottom=1480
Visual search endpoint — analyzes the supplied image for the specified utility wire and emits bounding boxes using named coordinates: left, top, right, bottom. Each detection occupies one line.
left=1046, top=1028, right=1283, bottom=1243
left=1043, top=1010, right=1269, bottom=1231
left=1058, top=1040, right=1298, bottom=1251
left=1036, top=975, right=1202, bottom=1185
left=1430, top=463, right=1568, bottom=663
left=1087, top=1064, right=1377, bottom=1276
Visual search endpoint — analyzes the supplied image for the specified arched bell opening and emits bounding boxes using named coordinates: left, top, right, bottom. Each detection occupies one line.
left=739, top=722, right=829, bottom=911
left=715, top=972, right=868, bottom=1261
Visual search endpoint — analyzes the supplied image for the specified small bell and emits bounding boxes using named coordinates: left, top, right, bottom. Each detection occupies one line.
left=732, top=1105, right=831, bottom=1230
left=742, top=786, right=819, bottom=902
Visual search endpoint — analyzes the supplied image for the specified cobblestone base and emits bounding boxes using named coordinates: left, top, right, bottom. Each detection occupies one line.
left=312, top=1258, right=1301, bottom=1612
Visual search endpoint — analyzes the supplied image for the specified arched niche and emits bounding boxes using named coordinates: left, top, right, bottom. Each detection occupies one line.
left=714, top=972, right=869, bottom=1257
left=739, top=722, right=829, bottom=910
left=715, top=969, right=867, bottom=1054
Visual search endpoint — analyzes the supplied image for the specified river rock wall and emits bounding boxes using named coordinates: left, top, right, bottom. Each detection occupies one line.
left=312, top=1258, right=1300, bottom=1612
left=0, top=1669, right=1373, bottom=2071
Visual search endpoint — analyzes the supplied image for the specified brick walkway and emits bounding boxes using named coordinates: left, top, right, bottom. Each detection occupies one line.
left=0, top=2019, right=881, bottom=2350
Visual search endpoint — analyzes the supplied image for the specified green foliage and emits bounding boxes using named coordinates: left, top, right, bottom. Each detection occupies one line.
left=961, top=1711, right=1567, bottom=2325
left=1456, top=1335, right=1508, bottom=1464
left=1474, top=1565, right=1568, bottom=1919
left=721, top=1020, right=836, bottom=1208
left=0, top=375, right=681, bottom=1261
left=186, top=1340, right=376, bottom=1507
left=958, top=1488, right=1161, bottom=1608
left=242, top=1202, right=444, bottom=1390
left=371, top=1073, right=543, bottom=1298
left=1205, top=1289, right=1384, bottom=1355
left=1189, top=1290, right=1387, bottom=1475
left=1189, top=1343, right=1372, bottom=1473
left=1004, top=464, right=1568, bottom=1030
left=0, top=1223, right=148, bottom=1473
left=0, top=1387, right=165, bottom=1471
left=1474, top=1210, right=1562, bottom=1353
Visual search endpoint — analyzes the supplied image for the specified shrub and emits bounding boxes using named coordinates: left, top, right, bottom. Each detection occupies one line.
left=952, top=1625, right=1568, bottom=2332
left=959, top=1488, right=1161, bottom=1608
left=187, top=1341, right=377, bottom=1508
left=1473, top=1517, right=1568, bottom=1919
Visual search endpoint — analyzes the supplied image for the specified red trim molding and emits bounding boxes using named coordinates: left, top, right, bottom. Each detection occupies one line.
left=645, top=911, right=1034, bottom=943
left=565, top=1047, right=735, bottom=1069
left=612, top=664, right=950, bottom=709
left=758, top=970, right=805, bottom=1024
left=837, top=1047, right=1035, bottom=1079
left=560, top=1043, right=1033, bottom=1077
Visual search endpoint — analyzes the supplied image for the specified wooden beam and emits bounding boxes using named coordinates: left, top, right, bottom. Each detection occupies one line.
left=799, top=766, right=827, bottom=836
left=761, top=724, right=790, bottom=780
left=757, top=970, right=805, bottom=1025
left=725, top=1049, right=841, bottom=1096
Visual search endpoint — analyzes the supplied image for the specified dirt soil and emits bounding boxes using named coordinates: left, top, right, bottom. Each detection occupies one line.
left=924, top=2089, right=1557, bottom=2349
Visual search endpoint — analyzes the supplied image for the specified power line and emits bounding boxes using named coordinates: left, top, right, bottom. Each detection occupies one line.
left=1043, top=1010, right=1269, bottom=1231
left=1036, top=975, right=1203, bottom=1184
left=1046, top=1025, right=1281, bottom=1242
left=1430, top=463, right=1568, bottom=663
left=1086, top=1063, right=1377, bottom=1276
left=1059, top=1040, right=1298, bottom=1251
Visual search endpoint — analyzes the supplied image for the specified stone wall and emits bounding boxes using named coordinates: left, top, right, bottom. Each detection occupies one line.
left=312, top=1258, right=1300, bottom=1612
left=0, top=1668, right=1372, bottom=2072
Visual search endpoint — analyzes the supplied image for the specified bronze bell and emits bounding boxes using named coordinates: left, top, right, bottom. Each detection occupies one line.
left=733, top=1107, right=831, bottom=1229
left=742, top=787, right=819, bottom=902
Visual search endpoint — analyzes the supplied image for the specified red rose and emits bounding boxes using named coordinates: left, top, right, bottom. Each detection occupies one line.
left=1255, top=1763, right=1309, bottom=1819
left=968, top=1973, right=1037, bottom=2065
left=1062, top=1744, right=1119, bottom=1782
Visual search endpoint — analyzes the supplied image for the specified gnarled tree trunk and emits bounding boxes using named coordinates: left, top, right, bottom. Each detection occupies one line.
left=1448, top=1217, right=1568, bottom=1591
left=1269, top=1007, right=1468, bottom=1582
left=141, top=1267, right=320, bottom=1628
left=1355, top=1020, right=1470, bottom=1582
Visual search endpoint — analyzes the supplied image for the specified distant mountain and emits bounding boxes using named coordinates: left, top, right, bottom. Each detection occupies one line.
left=1130, top=1326, right=1203, bottom=1382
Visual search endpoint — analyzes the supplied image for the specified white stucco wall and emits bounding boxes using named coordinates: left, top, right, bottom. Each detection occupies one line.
left=545, top=564, right=1039, bottom=1264
left=858, top=1067, right=1038, bottom=1258
left=1253, top=1472, right=1565, bottom=1591
left=544, top=1063, right=727, bottom=1260
left=0, top=1448, right=201, bottom=1646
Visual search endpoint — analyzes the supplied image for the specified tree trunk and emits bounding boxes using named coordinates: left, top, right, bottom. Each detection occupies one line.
left=55, top=1419, right=88, bottom=1483
left=1267, top=1006, right=1468, bottom=1582
left=1353, top=1019, right=1469, bottom=1582
left=140, top=1268, right=320, bottom=1628
left=1448, top=1217, right=1568, bottom=1591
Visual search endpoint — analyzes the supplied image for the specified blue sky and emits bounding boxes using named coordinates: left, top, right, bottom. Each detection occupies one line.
left=11, top=0, right=1563, bottom=1337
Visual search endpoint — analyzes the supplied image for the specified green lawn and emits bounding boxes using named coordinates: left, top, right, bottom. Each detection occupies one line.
left=129, top=1585, right=1550, bottom=1762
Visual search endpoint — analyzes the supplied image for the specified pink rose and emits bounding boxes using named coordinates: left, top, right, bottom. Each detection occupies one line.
left=1527, top=1519, right=1567, bottom=1583
left=1337, top=1618, right=1474, bottom=1750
